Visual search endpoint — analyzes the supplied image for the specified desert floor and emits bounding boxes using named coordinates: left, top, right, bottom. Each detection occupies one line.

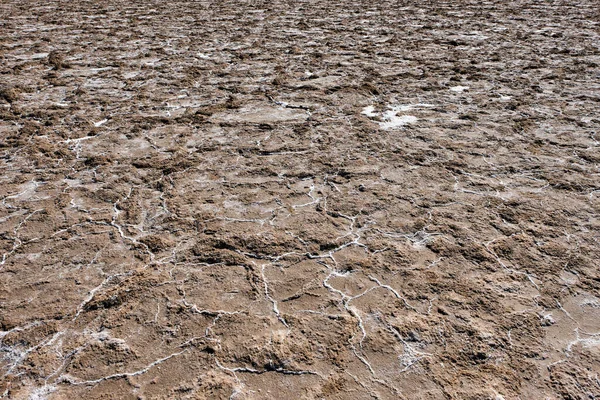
left=1, top=1, right=599, bottom=399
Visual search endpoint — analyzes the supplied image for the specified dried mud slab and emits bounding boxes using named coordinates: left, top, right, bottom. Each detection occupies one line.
left=1, top=0, right=599, bottom=399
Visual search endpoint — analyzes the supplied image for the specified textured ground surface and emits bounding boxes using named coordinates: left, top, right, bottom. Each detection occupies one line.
left=1, top=0, right=600, bottom=399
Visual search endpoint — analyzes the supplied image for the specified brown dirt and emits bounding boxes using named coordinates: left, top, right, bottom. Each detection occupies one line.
left=1, top=0, right=599, bottom=399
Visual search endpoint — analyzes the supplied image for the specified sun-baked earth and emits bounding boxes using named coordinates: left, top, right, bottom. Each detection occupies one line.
left=1, top=1, right=600, bottom=399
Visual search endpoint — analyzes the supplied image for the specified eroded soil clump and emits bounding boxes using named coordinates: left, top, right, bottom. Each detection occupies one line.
left=1, top=0, right=599, bottom=399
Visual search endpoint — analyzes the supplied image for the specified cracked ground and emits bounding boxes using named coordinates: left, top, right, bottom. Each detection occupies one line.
left=1, top=0, right=600, bottom=399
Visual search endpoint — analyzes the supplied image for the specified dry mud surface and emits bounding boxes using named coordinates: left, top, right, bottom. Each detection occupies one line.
left=1, top=1, right=600, bottom=399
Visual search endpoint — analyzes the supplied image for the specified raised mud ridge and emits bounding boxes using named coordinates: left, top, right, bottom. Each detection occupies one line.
left=1, top=0, right=599, bottom=399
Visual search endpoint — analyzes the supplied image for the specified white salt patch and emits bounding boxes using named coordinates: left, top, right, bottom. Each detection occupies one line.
left=581, top=297, right=600, bottom=308
left=380, top=114, right=417, bottom=129
left=9, top=181, right=40, bottom=201
left=197, top=53, right=210, bottom=59
left=26, top=384, right=56, bottom=400
left=499, top=95, right=512, bottom=101
left=450, top=86, right=469, bottom=93
left=13, top=52, right=48, bottom=60
left=362, top=104, right=431, bottom=130
left=361, top=106, right=378, bottom=117
left=94, top=119, right=108, bottom=127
